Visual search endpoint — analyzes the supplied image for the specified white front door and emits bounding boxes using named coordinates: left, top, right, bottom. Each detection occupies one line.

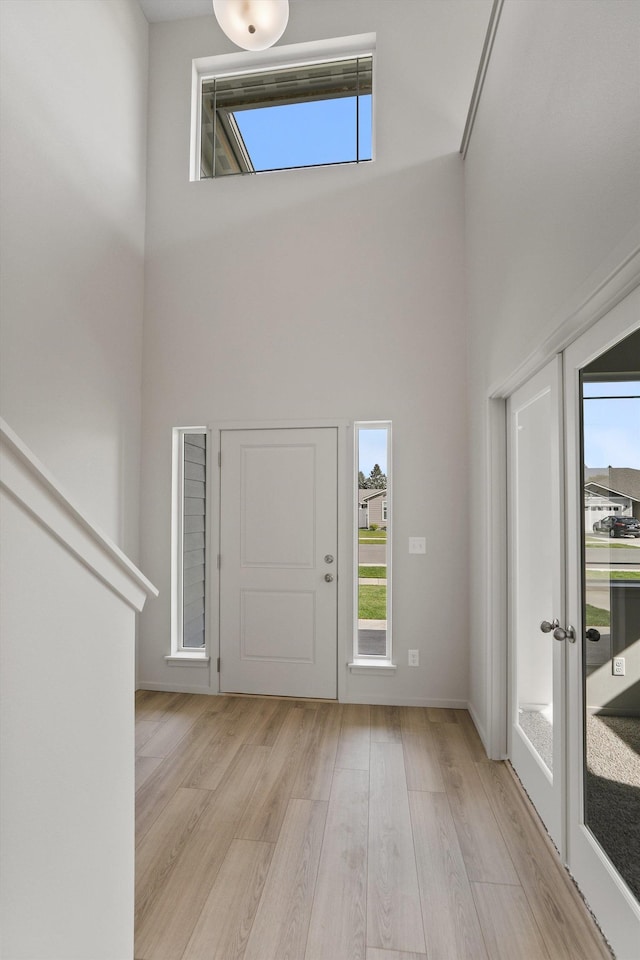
left=507, top=357, right=565, bottom=850
left=219, top=427, right=338, bottom=699
left=564, top=289, right=640, bottom=959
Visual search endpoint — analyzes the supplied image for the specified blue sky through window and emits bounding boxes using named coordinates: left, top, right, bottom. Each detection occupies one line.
left=234, top=95, right=372, bottom=171
left=583, top=381, right=640, bottom=469
left=359, top=428, right=387, bottom=476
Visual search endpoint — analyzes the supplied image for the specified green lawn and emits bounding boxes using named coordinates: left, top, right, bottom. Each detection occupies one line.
left=585, top=604, right=610, bottom=627
left=358, top=565, right=387, bottom=578
left=359, top=585, right=387, bottom=619
left=358, top=529, right=387, bottom=540
left=586, top=541, right=640, bottom=548
left=586, top=570, right=640, bottom=580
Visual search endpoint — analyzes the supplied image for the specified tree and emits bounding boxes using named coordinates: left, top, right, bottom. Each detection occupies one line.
left=358, top=470, right=366, bottom=488
left=362, top=464, right=386, bottom=489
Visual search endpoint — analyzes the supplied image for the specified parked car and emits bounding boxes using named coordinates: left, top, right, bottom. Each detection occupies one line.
left=598, top=515, right=640, bottom=538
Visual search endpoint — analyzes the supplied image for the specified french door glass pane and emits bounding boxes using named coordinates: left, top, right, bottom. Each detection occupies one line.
left=582, top=332, right=640, bottom=902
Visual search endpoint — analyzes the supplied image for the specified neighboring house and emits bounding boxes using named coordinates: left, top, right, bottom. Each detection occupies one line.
left=584, top=468, right=640, bottom=529
left=358, top=488, right=387, bottom=529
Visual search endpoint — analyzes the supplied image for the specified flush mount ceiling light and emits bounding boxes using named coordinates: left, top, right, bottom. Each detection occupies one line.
left=212, top=0, right=289, bottom=51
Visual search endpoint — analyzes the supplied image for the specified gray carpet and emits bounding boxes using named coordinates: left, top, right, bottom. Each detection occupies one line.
left=586, top=715, right=640, bottom=903
left=519, top=710, right=553, bottom=772
left=519, top=710, right=640, bottom=902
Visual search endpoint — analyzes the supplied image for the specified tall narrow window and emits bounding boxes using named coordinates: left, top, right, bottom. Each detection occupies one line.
left=355, top=422, right=391, bottom=660
left=172, top=428, right=207, bottom=654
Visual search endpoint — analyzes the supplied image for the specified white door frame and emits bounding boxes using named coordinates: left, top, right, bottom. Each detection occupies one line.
left=485, top=245, right=640, bottom=762
left=210, top=419, right=352, bottom=701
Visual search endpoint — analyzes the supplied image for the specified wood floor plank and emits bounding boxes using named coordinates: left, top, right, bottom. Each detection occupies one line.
left=476, top=761, right=613, bottom=960
left=370, top=704, right=403, bottom=742
left=292, top=703, right=342, bottom=801
left=336, top=703, right=371, bottom=770
left=408, top=790, right=488, bottom=960
left=305, top=767, right=368, bottom=960
left=366, top=950, right=428, bottom=960
left=136, top=755, right=164, bottom=792
left=182, top=732, right=247, bottom=791
left=205, top=744, right=271, bottom=821
left=135, top=787, right=211, bottom=930
left=235, top=705, right=314, bottom=842
left=235, top=695, right=289, bottom=746
left=426, top=708, right=458, bottom=724
left=400, top=707, right=445, bottom=793
left=471, top=882, right=551, bottom=960
left=137, top=693, right=211, bottom=758
left=135, top=807, right=237, bottom=960
left=438, top=758, right=519, bottom=885
left=135, top=716, right=227, bottom=839
left=368, top=742, right=426, bottom=955
left=136, top=720, right=162, bottom=752
left=243, top=799, right=328, bottom=960
left=455, top=711, right=488, bottom=762
left=432, top=720, right=478, bottom=768
left=134, top=690, right=183, bottom=722
left=182, top=840, right=274, bottom=960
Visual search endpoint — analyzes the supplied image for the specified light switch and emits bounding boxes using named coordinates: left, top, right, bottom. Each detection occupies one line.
left=409, top=537, right=426, bottom=554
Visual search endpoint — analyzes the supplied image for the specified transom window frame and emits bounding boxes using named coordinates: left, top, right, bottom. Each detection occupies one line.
left=190, top=32, right=376, bottom=182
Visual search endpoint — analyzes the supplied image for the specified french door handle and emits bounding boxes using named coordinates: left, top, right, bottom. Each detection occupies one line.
left=553, top=624, right=576, bottom=643
left=540, top=619, right=560, bottom=634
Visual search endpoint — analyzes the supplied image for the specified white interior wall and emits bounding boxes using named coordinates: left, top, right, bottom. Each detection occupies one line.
left=0, top=0, right=148, bottom=559
left=465, top=0, right=640, bottom=750
left=0, top=492, right=137, bottom=960
left=139, top=1, right=491, bottom=703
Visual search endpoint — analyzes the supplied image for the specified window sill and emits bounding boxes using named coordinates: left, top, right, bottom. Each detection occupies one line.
left=348, top=659, right=397, bottom=675
left=165, top=653, right=210, bottom=665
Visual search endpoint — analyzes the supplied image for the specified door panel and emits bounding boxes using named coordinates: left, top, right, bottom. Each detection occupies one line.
left=219, top=427, right=338, bottom=699
left=564, top=290, right=640, bottom=959
left=508, top=357, right=565, bottom=849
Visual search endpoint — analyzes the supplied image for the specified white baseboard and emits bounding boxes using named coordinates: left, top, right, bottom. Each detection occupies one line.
left=135, top=684, right=468, bottom=709
left=341, top=695, right=469, bottom=709
left=467, top=699, right=490, bottom=754
left=136, top=681, right=215, bottom=695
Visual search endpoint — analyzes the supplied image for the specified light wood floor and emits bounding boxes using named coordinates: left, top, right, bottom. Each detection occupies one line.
left=135, top=692, right=612, bottom=960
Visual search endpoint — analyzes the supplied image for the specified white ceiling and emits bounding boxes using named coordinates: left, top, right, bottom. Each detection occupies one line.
left=137, top=0, right=213, bottom=22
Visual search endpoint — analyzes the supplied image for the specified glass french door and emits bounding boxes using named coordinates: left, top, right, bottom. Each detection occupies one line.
left=508, top=286, right=640, bottom=958
left=564, top=290, right=640, bottom=960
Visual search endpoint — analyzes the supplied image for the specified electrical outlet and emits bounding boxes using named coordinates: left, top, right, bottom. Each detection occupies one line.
left=409, top=537, right=426, bottom=554
left=613, top=657, right=625, bottom=676
left=408, top=649, right=419, bottom=666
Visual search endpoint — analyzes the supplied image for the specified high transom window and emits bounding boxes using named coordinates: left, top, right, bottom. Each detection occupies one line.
left=200, top=55, right=373, bottom=178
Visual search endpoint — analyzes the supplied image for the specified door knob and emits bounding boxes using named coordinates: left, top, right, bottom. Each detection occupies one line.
left=586, top=628, right=601, bottom=642
left=540, top=619, right=560, bottom=634
left=324, top=573, right=334, bottom=582
left=324, top=554, right=334, bottom=564
left=553, top=624, right=576, bottom=643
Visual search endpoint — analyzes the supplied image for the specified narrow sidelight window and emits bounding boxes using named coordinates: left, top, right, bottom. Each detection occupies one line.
left=355, top=422, right=391, bottom=661
left=172, top=428, right=208, bottom=653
